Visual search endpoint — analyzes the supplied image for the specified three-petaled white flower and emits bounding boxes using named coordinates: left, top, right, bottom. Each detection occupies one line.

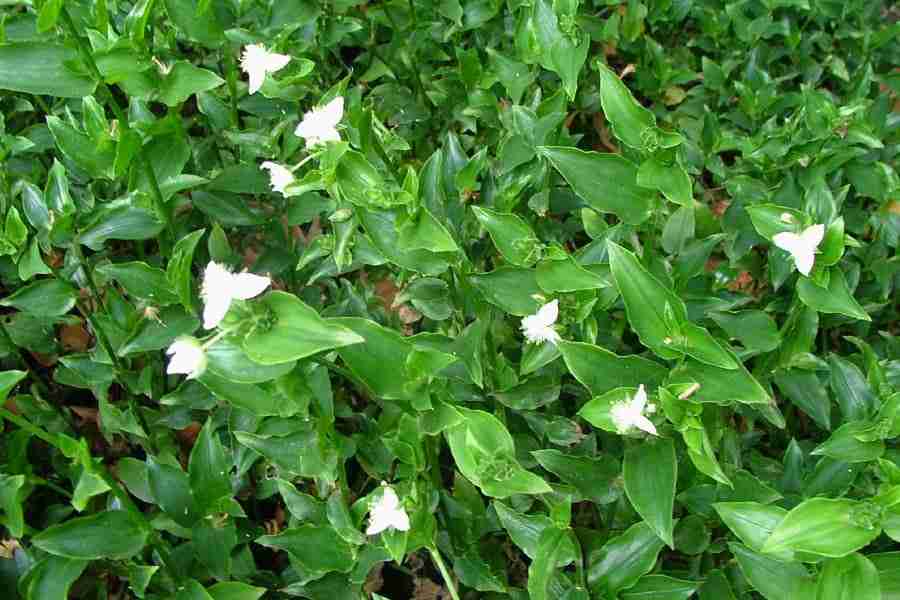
left=610, top=385, right=658, bottom=436
left=240, top=44, right=290, bottom=95
left=166, top=337, right=207, bottom=380
left=295, top=97, right=344, bottom=146
left=260, top=161, right=294, bottom=196
left=772, top=223, right=825, bottom=277
left=201, top=262, right=271, bottom=329
left=521, top=300, right=561, bottom=345
left=365, top=484, right=410, bottom=536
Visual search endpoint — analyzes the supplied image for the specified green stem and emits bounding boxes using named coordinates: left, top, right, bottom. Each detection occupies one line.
left=429, top=547, right=461, bottom=600
left=225, top=49, right=241, bottom=129
left=69, top=244, right=125, bottom=374
left=59, top=7, right=172, bottom=241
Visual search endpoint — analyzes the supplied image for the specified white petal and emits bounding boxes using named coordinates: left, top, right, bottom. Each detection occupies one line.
left=388, top=508, right=410, bottom=532
left=319, top=97, right=344, bottom=129
left=263, top=52, right=291, bottom=73
left=800, top=223, right=825, bottom=248
left=793, top=247, right=816, bottom=276
left=631, top=384, right=648, bottom=412
left=230, top=272, right=271, bottom=300
left=260, top=161, right=294, bottom=195
left=247, top=68, right=265, bottom=95
left=202, top=295, right=232, bottom=330
left=772, top=231, right=802, bottom=255
left=631, top=413, right=658, bottom=436
left=365, top=514, right=390, bottom=536
left=534, top=300, right=559, bottom=329
left=166, top=338, right=206, bottom=378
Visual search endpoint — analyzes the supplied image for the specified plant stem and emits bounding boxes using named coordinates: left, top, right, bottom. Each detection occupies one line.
left=68, top=244, right=125, bottom=374
left=429, top=546, right=461, bottom=600
left=59, top=7, right=172, bottom=242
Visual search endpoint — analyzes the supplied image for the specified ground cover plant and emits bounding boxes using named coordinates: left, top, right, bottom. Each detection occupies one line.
left=0, top=0, right=898, bottom=598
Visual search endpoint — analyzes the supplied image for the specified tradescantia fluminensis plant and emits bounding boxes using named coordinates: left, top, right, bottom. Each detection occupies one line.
left=0, top=0, right=899, bottom=598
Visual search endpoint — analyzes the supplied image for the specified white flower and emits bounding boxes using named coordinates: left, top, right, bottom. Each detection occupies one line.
left=201, top=262, right=271, bottom=329
left=366, top=484, right=410, bottom=536
left=166, top=337, right=207, bottom=379
left=260, top=161, right=294, bottom=195
left=240, top=44, right=290, bottom=95
left=294, top=97, right=344, bottom=146
left=772, top=223, right=825, bottom=277
left=521, top=300, right=561, bottom=345
left=610, top=385, right=658, bottom=436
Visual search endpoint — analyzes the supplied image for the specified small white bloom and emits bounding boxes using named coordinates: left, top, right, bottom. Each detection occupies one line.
left=260, top=161, right=294, bottom=196
left=201, top=262, right=271, bottom=329
left=772, top=223, right=825, bottom=277
left=366, top=484, right=410, bottom=536
left=521, top=300, right=561, bottom=345
left=166, top=337, right=207, bottom=379
left=294, top=97, right=344, bottom=146
left=610, top=385, right=658, bottom=436
left=240, top=44, right=290, bottom=95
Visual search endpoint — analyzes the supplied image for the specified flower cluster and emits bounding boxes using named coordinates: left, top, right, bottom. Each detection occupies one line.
left=165, top=262, right=271, bottom=379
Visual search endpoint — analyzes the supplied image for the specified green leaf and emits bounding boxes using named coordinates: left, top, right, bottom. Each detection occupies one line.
left=198, top=373, right=283, bottom=416
left=469, top=267, right=543, bottom=316
left=711, top=310, right=781, bottom=353
left=667, top=358, right=772, bottom=407
left=637, top=157, right=693, bottom=206
left=24, top=556, right=89, bottom=600
left=624, top=438, right=677, bottom=547
left=595, top=62, right=657, bottom=151
left=869, top=553, right=900, bottom=600
left=797, top=268, right=870, bottom=322
left=0, top=43, right=96, bottom=98
left=730, top=543, right=816, bottom=600
left=358, top=207, right=452, bottom=275
left=147, top=457, right=198, bottom=527
left=32, top=510, right=148, bottom=560
left=715, top=502, right=788, bottom=553
left=528, top=527, right=572, bottom=600
left=811, top=421, right=884, bottom=463
left=164, top=229, right=203, bottom=310
left=0, top=279, right=77, bottom=317
left=78, top=201, right=165, bottom=249
left=164, top=0, right=225, bottom=46
left=234, top=426, right=337, bottom=480
left=487, top=48, right=534, bottom=104
left=829, top=354, right=878, bottom=422
left=532, top=449, right=621, bottom=504
left=332, top=317, right=414, bottom=400
left=815, top=553, right=881, bottom=600
left=242, top=292, right=363, bottom=364
left=97, top=261, right=179, bottom=305
left=588, top=522, right=666, bottom=597
left=159, top=61, right=224, bottom=106
left=175, top=580, right=215, bottom=600
left=774, top=369, right=831, bottom=430
left=46, top=115, right=115, bottom=179
left=256, top=525, right=355, bottom=573
left=560, top=341, right=667, bottom=396
left=472, top=206, right=541, bottom=267
left=0, top=474, right=26, bottom=537
left=536, top=255, right=609, bottom=292
left=746, top=204, right=807, bottom=240
left=207, top=582, right=267, bottom=600
left=445, top=407, right=551, bottom=498
left=540, top=147, right=655, bottom=225
left=531, top=0, right=589, bottom=99
left=607, top=241, right=685, bottom=359
left=189, top=419, right=231, bottom=513
left=762, top=498, right=882, bottom=559
left=680, top=322, right=739, bottom=370
left=620, top=575, right=699, bottom=600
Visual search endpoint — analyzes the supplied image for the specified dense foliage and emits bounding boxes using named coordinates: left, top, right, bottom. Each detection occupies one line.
left=0, top=0, right=899, bottom=598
